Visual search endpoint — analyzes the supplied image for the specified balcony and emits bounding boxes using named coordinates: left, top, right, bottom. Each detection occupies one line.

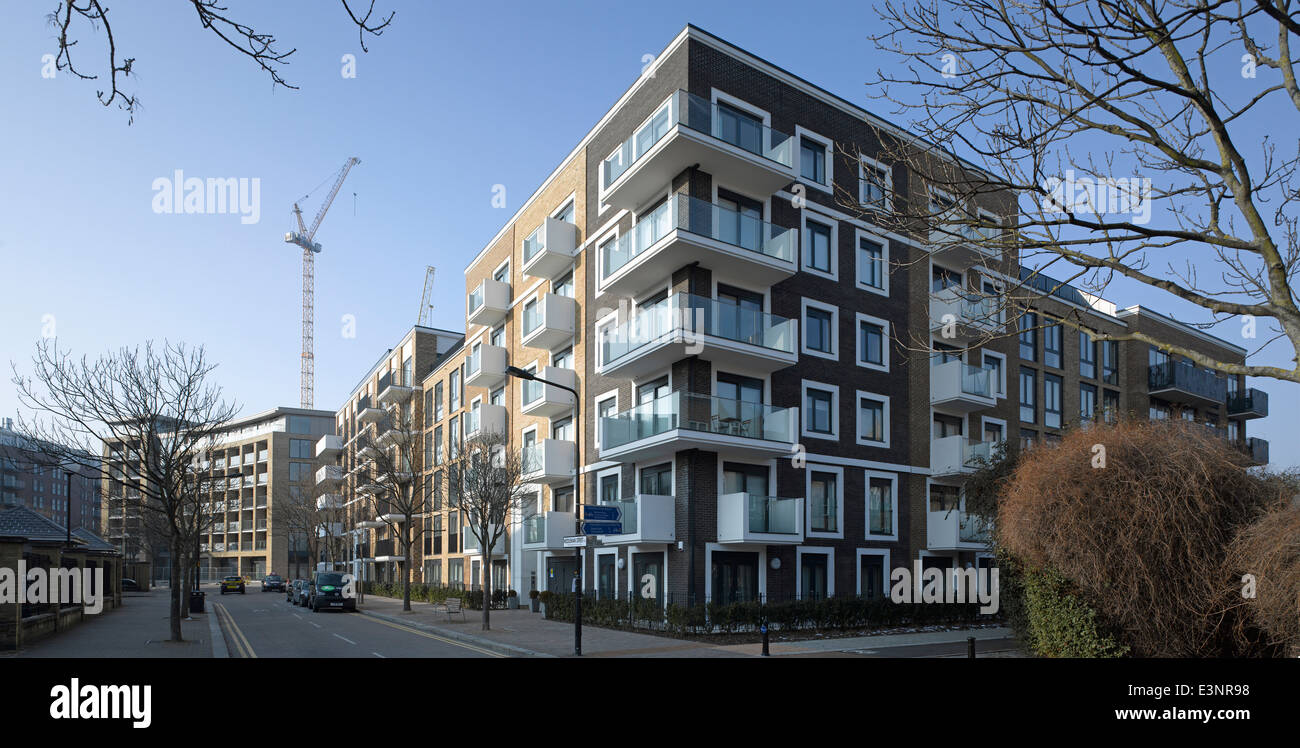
left=463, top=524, right=507, bottom=556
left=521, top=439, right=576, bottom=485
left=315, top=465, right=343, bottom=488
left=467, top=278, right=511, bottom=329
left=377, top=382, right=414, bottom=407
left=358, top=445, right=382, bottom=463
left=599, top=391, right=797, bottom=463
left=465, top=403, right=507, bottom=438
left=928, top=199, right=1003, bottom=267
left=927, top=508, right=990, bottom=551
left=929, top=287, right=1002, bottom=341
left=522, top=217, right=578, bottom=279
left=315, top=434, right=342, bottom=460
left=1227, top=388, right=1268, bottom=419
left=597, top=293, right=796, bottom=379
left=598, top=193, right=796, bottom=299
left=1148, top=361, right=1228, bottom=408
left=598, top=494, right=676, bottom=545
left=717, top=493, right=804, bottom=545
left=521, top=293, right=576, bottom=350
left=930, top=436, right=993, bottom=478
left=600, top=89, right=794, bottom=211
left=465, top=343, right=508, bottom=390
left=930, top=360, right=995, bottom=412
left=1242, top=437, right=1269, bottom=466
left=520, top=366, right=578, bottom=418
left=357, top=407, right=385, bottom=428
left=374, top=426, right=403, bottom=450
left=522, top=511, right=575, bottom=551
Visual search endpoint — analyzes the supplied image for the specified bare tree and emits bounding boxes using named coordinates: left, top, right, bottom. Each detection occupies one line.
left=11, top=340, right=238, bottom=641
left=47, top=0, right=395, bottom=123
left=451, top=432, right=530, bottom=631
left=280, top=471, right=346, bottom=579
left=355, top=404, right=425, bottom=611
left=854, top=0, right=1300, bottom=380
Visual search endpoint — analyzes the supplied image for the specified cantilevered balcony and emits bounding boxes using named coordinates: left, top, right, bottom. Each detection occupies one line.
left=521, top=293, right=576, bottom=350
left=600, top=89, right=794, bottom=211
left=465, top=403, right=507, bottom=439
left=717, top=493, right=804, bottom=545
left=1227, top=388, right=1268, bottom=419
left=522, top=216, right=578, bottom=279
left=465, top=343, right=508, bottom=390
left=930, top=436, right=993, bottom=478
left=520, top=366, right=577, bottom=418
left=315, top=434, right=342, bottom=461
left=315, top=465, right=343, bottom=488
left=599, top=391, right=797, bottom=463
left=927, top=508, right=990, bottom=551
left=929, top=287, right=1002, bottom=341
left=316, top=493, right=343, bottom=510
left=357, top=407, right=385, bottom=428
left=597, top=293, right=796, bottom=379
left=1148, top=361, right=1228, bottom=408
left=521, top=439, right=576, bottom=485
left=467, top=278, right=511, bottom=329
left=597, top=494, right=676, bottom=545
left=463, top=524, right=507, bottom=556
left=1242, top=437, right=1269, bottom=466
left=374, top=426, right=402, bottom=450
left=930, top=360, right=996, bottom=412
left=378, top=381, right=414, bottom=407
left=598, top=193, right=797, bottom=299
left=522, top=511, right=575, bottom=551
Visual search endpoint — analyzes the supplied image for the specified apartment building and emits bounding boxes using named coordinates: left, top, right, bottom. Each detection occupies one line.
left=0, top=419, right=101, bottom=534
left=342, top=24, right=1269, bottom=607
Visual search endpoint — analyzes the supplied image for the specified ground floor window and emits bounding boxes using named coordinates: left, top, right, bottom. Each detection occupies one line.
left=712, top=551, right=758, bottom=605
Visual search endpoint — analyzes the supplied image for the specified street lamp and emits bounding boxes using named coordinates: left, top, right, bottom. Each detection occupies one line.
left=506, top=365, right=583, bottom=656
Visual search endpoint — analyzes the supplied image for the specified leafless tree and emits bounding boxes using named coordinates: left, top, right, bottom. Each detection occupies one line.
left=11, top=340, right=238, bottom=641
left=851, top=0, right=1300, bottom=380
left=46, top=0, right=395, bottom=124
left=451, top=432, right=530, bottom=631
left=280, top=471, right=346, bottom=579
left=355, top=402, right=425, bottom=611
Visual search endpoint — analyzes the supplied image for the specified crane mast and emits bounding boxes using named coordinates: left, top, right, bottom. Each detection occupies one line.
left=285, top=157, right=360, bottom=409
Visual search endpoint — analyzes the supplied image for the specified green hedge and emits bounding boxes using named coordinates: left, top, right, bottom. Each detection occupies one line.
left=1017, top=563, right=1127, bottom=658
left=358, top=581, right=510, bottom=610
left=536, top=591, right=990, bottom=636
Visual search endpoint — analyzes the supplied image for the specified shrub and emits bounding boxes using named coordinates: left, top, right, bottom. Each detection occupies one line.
left=1018, top=563, right=1127, bottom=658
left=1221, top=496, right=1300, bottom=655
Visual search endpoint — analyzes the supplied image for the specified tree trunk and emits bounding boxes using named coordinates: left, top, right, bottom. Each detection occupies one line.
left=168, top=536, right=183, bottom=641
left=482, top=524, right=491, bottom=631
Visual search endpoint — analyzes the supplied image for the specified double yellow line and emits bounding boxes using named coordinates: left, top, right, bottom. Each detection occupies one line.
left=360, top=615, right=505, bottom=658
left=213, top=602, right=257, bottom=658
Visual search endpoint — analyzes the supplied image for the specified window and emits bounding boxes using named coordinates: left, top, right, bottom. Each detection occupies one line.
left=1079, top=383, right=1098, bottom=423
left=490, top=327, right=505, bottom=348
left=553, top=198, right=575, bottom=225
left=1079, top=331, right=1097, bottom=379
left=857, top=393, right=888, bottom=446
left=599, top=472, right=619, bottom=505
left=493, top=262, right=509, bottom=284
left=983, top=352, right=1006, bottom=397
left=1044, top=374, right=1062, bottom=428
left=983, top=418, right=1005, bottom=445
left=424, top=432, right=432, bottom=465
left=1181, top=407, right=1196, bottom=421
left=1020, top=367, right=1037, bottom=423
left=1020, top=429, right=1037, bottom=450
left=1150, top=403, right=1171, bottom=420
left=448, top=416, right=460, bottom=459
left=289, top=439, right=312, bottom=459
left=553, top=272, right=574, bottom=298
left=424, top=388, right=433, bottom=427
left=803, top=383, right=837, bottom=439
left=856, top=314, right=887, bottom=370
left=803, top=217, right=834, bottom=276
left=434, top=426, right=444, bottom=465
left=802, top=300, right=837, bottom=358
left=867, top=474, right=896, bottom=538
left=553, top=346, right=573, bottom=370
left=552, top=486, right=574, bottom=513
left=809, top=470, right=839, bottom=534
left=449, top=369, right=461, bottom=412
left=1103, top=389, right=1120, bottom=424
left=1019, top=312, right=1037, bottom=361
left=639, top=463, right=672, bottom=496
left=434, top=382, right=444, bottom=421
left=799, top=137, right=827, bottom=186
left=859, top=156, right=891, bottom=209
left=1043, top=321, right=1063, bottom=369
left=1102, top=340, right=1120, bottom=384
left=856, top=234, right=886, bottom=293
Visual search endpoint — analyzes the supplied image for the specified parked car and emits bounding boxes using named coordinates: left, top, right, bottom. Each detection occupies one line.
left=120, top=578, right=139, bottom=592
left=307, top=571, right=354, bottom=612
left=219, top=575, right=245, bottom=594
left=261, top=574, right=285, bottom=592
left=289, top=579, right=308, bottom=605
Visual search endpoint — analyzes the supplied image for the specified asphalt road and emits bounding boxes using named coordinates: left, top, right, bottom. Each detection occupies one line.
left=210, top=584, right=498, bottom=659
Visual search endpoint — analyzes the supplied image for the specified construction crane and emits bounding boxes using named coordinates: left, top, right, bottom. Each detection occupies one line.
left=285, top=156, right=360, bottom=409
left=417, top=266, right=436, bottom=326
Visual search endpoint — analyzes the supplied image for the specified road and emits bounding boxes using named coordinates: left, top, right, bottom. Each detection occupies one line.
left=210, top=584, right=499, bottom=659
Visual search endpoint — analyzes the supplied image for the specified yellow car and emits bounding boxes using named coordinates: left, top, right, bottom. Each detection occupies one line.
left=220, top=576, right=245, bottom=594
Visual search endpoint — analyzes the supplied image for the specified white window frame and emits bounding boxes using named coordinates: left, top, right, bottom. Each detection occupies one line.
left=593, top=390, right=619, bottom=451
left=856, top=548, right=891, bottom=598
left=794, top=126, right=834, bottom=194
left=801, top=380, right=839, bottom=441
left=800, top=298, right=839, bottom=360
left=863, top=470, right=899, bottom=541
left=858, top=154, right=893, bottom=212
left=854, top=312, right=890, bottom=373
left=982, top=350, right=1007, bottom=398
left=795, top=546, right=836, bottom=600
left=854, top=390, right=891, bottom=448
left=981, top=416, right=1008, bottom=448
left=800, top=209, right=838, bottom=281
left=854, top=228, right=890, bottom=297
left=804, top=465, right=845, bottom=540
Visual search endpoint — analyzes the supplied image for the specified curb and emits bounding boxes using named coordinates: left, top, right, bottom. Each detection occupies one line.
left=358, top=608, right=552, bottom=658
left=208, top=605, right=229, bottom=658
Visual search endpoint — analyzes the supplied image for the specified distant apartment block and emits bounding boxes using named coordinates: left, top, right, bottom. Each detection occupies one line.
left=0, top=418, right=102, bottom=535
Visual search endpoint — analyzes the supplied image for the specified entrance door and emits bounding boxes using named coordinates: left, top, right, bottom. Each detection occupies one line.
left=597, top=554, right=617, bottom=600
left=723, top=463, right=770, bottom=531
left=632, top=552, right=663, bottom=605
left=712, top=551, right=759, bottom=605
left=800, top=553, right=828, bottom=601
left=716, top=284, right=765, bottom=343
left=546, top=556, right=577, bottom=594
left=860, top=554, right=885, bottom=600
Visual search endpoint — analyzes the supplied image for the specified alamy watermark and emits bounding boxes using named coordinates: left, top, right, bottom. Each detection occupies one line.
left=889, top=560, right=1000, bottom=614
left=151, top=170, right=261, bottom=224
left=0, top=562, right=106, bottom=614
left=1042, top=169, right=1152, bottom=225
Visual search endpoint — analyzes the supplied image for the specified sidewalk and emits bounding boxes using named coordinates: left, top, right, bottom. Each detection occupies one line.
left=355, top=595, right=1022, bottom=658
left=2, top=588, right=214, bottom=658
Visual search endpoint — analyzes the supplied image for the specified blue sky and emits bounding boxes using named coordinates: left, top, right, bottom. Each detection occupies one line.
left=0, top=0, right=1293, bottom=468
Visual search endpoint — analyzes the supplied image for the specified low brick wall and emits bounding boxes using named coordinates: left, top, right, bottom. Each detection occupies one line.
left=20, top=612, right=56, bottom=643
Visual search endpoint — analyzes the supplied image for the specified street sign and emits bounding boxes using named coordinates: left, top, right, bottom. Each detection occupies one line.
left=583, top=505, right=621, bottom=522
left=562, top=535, right=588, bottom=548
left=582, top=521, right=623, bottom=535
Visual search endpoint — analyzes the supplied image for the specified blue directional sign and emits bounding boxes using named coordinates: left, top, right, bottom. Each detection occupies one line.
left=583, top=505, right=622, bottom=522
left=582, top=521, right=623, bottom=535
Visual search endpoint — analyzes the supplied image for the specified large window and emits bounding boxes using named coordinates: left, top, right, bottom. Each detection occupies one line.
left=1102, top=340, right=1120, bottom=384
left=805, top=386, right=835, bottom=437
left=809, top=471, right=838, bottom=533
left=1079, top=383, right=1098, bottom=422
left=803, top=303, right=836, bottom=357
left=800, top=137, right=826, bottom=185
left=1103, top=389, right=1120, bottom=424
left=857, top=395, right=886, bottom=444
left=1079, top=330, right=1097, bottom=379
left=804, top=219, right=832, bottom=274
left=1044, top=373, right=1063, bottom=428
left=434, top=382, right=444, bottom=422
left=449, top=369, right=461, bottom=412
left=289, top=439, right=312, bottom=459
left=857, top=316, right=886, bottom=369
left=1018, top=312, right=1037, bottom=361
left=859, top=156, right=891, bottom=208
left=1020, top=367, right=1037, bottom=423
left=857, top=236, right=885, bottom=291
left=867, top=476, right=894, bottom=537
left=1044, top=321, right=1063, bottom=369
left=639, top=463, right=672, bottom=496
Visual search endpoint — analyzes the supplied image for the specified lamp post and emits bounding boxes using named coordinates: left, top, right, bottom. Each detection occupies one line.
left=506, top=365, right=582, bottom=656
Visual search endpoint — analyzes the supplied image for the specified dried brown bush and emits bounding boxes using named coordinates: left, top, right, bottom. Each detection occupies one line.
left=1221, top=498, right=1300, bottom=656
left=998, top=419, right=1289, bottom=657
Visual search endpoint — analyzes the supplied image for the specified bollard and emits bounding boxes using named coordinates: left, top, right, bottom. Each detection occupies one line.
left=761, top=622, right=770, bottom=657
left=967, top=636, right=976, bottom=658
